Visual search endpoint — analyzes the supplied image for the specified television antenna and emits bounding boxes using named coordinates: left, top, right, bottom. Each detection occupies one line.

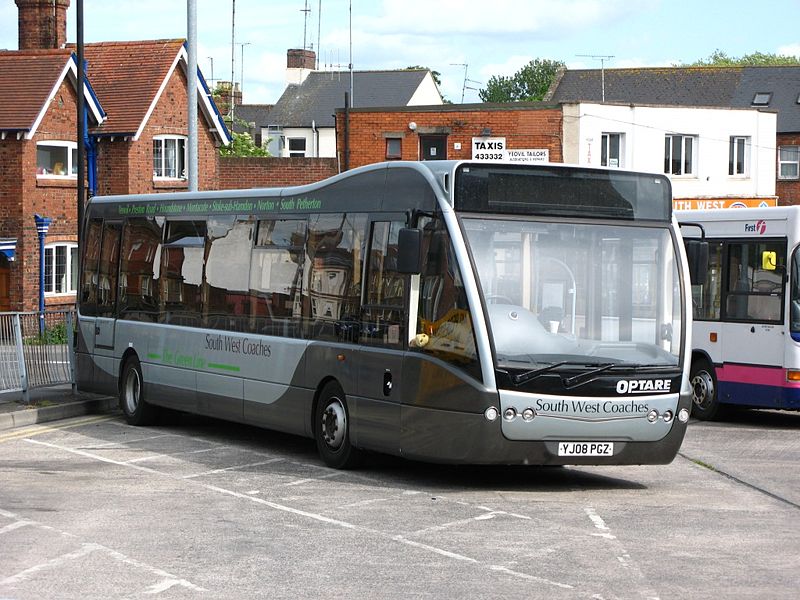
left=451, top=63, right=482, bottom=103
left=576, top=54, right=614, bottom=102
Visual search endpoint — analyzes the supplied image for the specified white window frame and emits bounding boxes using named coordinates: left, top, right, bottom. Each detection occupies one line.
left=153, top=135, right=187, bottom=180
left=601, top=132, right=623, bottom=168
left=664, top=134, right=698, bottom=177
left=729, top=136, right=750, bottom=177
left=36, top=141, right=78, bottom=179
left=44, top=242, right=78, bottom=296
left=778, top=145, right=800, bottom=180
left=287, top=137, right=307, bottom=158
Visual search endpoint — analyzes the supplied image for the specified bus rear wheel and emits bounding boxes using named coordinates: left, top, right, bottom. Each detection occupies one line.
left=120, top=357, right=158, bottom=426
left=690, top=358, right=721, bottom=421
left=315, top=382, right=361, bottom=469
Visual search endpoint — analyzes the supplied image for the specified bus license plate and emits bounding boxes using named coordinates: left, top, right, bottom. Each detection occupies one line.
left=558, top=442, right=614, bottom=457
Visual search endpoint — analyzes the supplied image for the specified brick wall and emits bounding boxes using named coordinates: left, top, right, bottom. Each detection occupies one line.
left=336, top=104, right=563, bottom=170
left=777, top=133, right=800, bottom=206
left=0, top=137, right=24, bottom=309
left=218, top=157, right=339, bottom=189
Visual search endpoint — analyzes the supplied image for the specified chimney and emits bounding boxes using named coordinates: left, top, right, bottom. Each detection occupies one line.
left=286, top=48, right=316, bottom=86
left=16, top=0, right=71, bottom=50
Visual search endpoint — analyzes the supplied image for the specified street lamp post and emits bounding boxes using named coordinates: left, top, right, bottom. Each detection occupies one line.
left=239, top=42, right=251, bottom=103
left=34, top=214, right=51, bottom=334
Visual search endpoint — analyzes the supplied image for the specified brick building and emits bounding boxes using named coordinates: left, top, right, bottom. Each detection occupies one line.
left=0, top=0, right=230, bottom=311
left=0, top=49, right=104, bottom=312
left=335, top=102, right=563, bottom=170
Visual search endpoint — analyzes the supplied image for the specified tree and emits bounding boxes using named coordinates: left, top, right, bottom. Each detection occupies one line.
left=681, top=50, right=800, bottom=67
left=479, top=58, right=565, bottom=103
left=219, top=131, right=270, bottom=157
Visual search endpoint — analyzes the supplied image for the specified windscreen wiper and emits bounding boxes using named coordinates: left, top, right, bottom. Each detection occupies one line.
left=562, top=362, right=680, bottom=388
left=562, top=363, right=617, bottom=388
left=504, top=361, right=571, bottom=386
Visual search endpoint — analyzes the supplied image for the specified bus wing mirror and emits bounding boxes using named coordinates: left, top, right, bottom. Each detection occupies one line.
left=397, top=228, right=423, bottom=274
left=685, top=240, right=709, bottom=284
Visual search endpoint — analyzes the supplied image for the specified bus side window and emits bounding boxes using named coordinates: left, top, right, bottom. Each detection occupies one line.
left=250, top=218, right=307, bottom=338
left=306, top=213, right=367, bottom=343
left=118, top=217, right=164, bottom=322
left=692, top=240, right=723, bottom=321
left=415, top=220, right=481, bottom=382
left=204, top=218, right=253, bottom=332
left=96, top=222, right=121, bottom=316
left=160, top=220, right=205, bottom=327
left=362, top=220, right=406, bottom=347
left=80, top=219, right=103, bottom=316
left=725, top=241, right=785, bottom=322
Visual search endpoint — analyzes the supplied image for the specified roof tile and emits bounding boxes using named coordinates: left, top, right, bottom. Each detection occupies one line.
left=0, top=49, right=73, bottom=131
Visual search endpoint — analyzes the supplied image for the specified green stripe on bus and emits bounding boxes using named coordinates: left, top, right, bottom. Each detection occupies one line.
left=147, top=353, right=161, bottom=360
left=208, top=362, right=241, bottom=372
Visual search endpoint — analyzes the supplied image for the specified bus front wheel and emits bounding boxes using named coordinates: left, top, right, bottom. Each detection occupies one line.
left=120, top=357, right=158, bottom=426
left=314, top=382, right=361, bottom=469
left=690, top=358, right=721, bottom=421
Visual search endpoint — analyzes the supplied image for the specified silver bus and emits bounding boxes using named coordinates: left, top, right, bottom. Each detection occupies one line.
left=76, top=161, right=695, bottom=468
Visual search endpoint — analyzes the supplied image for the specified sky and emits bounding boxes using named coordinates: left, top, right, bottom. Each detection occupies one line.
left=1, top=0, right=799, bottom=105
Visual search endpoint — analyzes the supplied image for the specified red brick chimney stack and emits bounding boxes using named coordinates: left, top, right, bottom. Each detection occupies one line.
left=16, top=0, right=71, bottom=50
left=287, top=49, right=316, bottom=70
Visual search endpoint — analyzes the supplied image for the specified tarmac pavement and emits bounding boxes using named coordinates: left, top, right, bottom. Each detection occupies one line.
left=0, top=384, right=116, bottom=431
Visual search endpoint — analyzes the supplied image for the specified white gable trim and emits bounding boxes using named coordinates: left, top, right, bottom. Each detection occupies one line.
left=27, top=57, right=105, bottom=139
left=134, top=45, right=231, bottom=145
left=133, top=48, right=182, bottom=141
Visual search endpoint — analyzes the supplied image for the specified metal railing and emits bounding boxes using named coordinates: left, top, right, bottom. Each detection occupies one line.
left=0, top=310, right=75, bottom=403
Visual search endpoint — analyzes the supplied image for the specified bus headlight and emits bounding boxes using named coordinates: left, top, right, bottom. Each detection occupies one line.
left=678, top=408, right=690, bottom=423
left=484, top=407, right=499, bottom=421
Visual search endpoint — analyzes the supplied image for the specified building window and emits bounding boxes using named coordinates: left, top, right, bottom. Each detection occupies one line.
left=601, top=133, right=622, bottom=168
left=752, top=92, right=772, bottom=106
left=386, top=138, right=402, bottom=160
left=287, top=138, right=306, bottom=157
left=664, top=134, right=697, bottom=176
left=266, top=125, right=284, bottom=157
left=36, top=141, right=77, bottom=177
left=729, top=136, right=749, bottom=176
left=44, top=242, right=78, bottom=295
left=153, top=135, right=187, bottom=179
left=779, top=145, right=800, bottom=180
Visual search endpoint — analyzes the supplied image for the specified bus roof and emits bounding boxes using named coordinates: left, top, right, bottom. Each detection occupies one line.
left=676, top=205, right=800, bottom=239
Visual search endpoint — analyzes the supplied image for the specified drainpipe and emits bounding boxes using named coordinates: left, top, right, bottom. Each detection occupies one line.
left=34, top=214, right=52, bottom=334
left=82, top=91, right=97, bottom=197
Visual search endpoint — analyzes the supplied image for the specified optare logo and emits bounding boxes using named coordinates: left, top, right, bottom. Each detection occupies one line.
left=744, top=220, right=767, bottom=235
left=616, top=379, right=672, bottom=394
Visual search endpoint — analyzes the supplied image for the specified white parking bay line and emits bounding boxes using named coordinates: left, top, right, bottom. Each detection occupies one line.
left=182, top=458, right=284, bottom=478
left=24, top=437, right=576, bottom=591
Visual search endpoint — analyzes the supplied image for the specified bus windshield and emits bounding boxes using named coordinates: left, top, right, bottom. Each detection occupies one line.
left=461, top=218, right=682, bottom=370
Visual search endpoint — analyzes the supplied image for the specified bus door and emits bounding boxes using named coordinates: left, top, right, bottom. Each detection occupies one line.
left=79, top=219, right=121, bottom=350
left=356, top=219, right=408, bottom=451
left=720, top=239, right=786, bottom=401
left=78, top=219, right=122, bottom=389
